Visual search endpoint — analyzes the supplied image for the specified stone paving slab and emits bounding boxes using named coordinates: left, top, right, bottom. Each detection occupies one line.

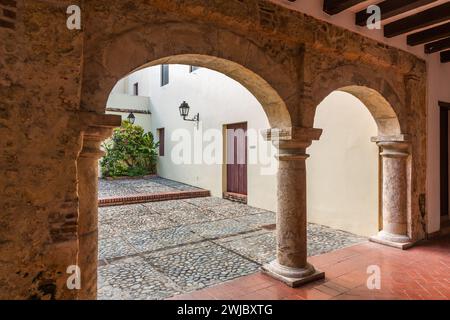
left=99, top=204, right=152, bottom=222
left=234, top=211, right=276, bottom=229
left=98, top=256, right=181, bottom=300
left=98, top=176, right=199, bottom=199
left=141, top=199, right=199, bottom=213
left=132, top=185, right=178, bottom=194
left=99, top=222, right=121, bottom=239
left=153, top=178, right=201, bottom=191
left=107, top=213, right=179, bottom=237
left=144, top=242, right=260, bottom=292
left=207, top=202, right=267, bottom=218
left=99, top=237, right=138, bottom=260
left=307, top=223, right=367, bottom=256
left=99, top=185, right=138, bottom=198
left=186, top=218, right=258, bottom=239
left=164, top=208, right=225, bottom=225
left=127, top=226, right=204, bottom=253
left=184, top=196, right=234, bottom=208
left=213, top=230, right=276, bottom=265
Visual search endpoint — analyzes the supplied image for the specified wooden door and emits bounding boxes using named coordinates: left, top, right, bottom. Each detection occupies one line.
left=226, top=123, right=247, bottom=195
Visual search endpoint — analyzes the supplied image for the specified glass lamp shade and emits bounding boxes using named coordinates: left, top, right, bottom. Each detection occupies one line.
left=179, top=101, right=190, bottom=118
left=127, top=112, right=136, bottom=124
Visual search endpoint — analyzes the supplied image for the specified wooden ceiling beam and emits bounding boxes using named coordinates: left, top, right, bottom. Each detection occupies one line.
left=323, top=0, right=367, bottom=15
left=425, top=36, right=450, bottom=54
left=441, top=50, right=450, bottom=63
left=407, top=22, right=450, bottom=46
left=384, top=2, right=450, bottom=38
left=355, top=0, right=438, bottom=26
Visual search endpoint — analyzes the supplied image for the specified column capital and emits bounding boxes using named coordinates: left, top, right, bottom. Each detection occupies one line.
left=78, top=111, right=122, bottom=130
left=79, top=112, right=122, bottom=159
left=262, top=127, right=322, bottom=160
left=371, top=134, right=411, bottom=158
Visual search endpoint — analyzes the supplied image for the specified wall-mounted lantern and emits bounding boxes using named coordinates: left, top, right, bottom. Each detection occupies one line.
left=127, top=112, right=136, bottom=124
left=179, top=101, right=199, bottom=123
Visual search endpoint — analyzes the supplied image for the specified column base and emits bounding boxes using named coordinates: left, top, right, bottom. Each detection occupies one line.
left=369, top=231, right=415, bottom=250
left=261, top=260, right=325, bottom=288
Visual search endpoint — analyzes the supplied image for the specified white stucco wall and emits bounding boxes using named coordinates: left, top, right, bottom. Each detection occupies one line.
left=106, top=78, right=152, bottom=132
left=126, top=65, right=278, bottom=212
left=271, top=0, right=450, bottom=233
left=308, top=92, right=379, bottom=237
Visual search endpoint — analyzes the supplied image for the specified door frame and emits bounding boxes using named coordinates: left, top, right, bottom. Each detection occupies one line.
left=223, top=122, right=248, bottom=197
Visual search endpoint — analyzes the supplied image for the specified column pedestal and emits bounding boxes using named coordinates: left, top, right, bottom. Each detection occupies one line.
left=262, top=261, right=324, bottom=287
left=261, top=127, right=324, bottom=287
left=369, top=137, right=414, bottom=250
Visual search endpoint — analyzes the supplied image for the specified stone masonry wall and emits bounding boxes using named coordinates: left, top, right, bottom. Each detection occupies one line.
left=0, top=0, right=84, bottom=299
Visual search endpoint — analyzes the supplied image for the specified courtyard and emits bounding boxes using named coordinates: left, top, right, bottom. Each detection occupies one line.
left=97, top=177, right=367, bottom=300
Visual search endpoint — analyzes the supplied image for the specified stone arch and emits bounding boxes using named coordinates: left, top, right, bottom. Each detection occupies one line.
left=81, top=22, right=297, bottom=128
left=307, top=69, right=414, bottom=250
left=337, top=86, right=401, bottom=136
left=306, top=64, right=405, bottom=136
left=76, top=22, right=300, bottom=298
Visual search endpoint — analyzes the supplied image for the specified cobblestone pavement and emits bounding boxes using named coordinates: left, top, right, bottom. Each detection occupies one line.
left=98, top=178, right=367, bottom=300
left=98, top=176, right=200, bottom=198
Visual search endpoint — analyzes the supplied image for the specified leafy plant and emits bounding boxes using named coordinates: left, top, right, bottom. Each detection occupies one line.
left=100, top=121, right=159, bottom=178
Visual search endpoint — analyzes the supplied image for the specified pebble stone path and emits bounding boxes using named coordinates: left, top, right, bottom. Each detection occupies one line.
left=98, top=177, right=367, bottom=300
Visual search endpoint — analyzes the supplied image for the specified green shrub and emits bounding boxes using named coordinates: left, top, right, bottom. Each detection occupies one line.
left=100, top=121, right=159, bottom=178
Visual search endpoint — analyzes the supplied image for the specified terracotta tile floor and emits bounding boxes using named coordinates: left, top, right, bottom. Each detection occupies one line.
left=169, top=235, right=450, bottom=300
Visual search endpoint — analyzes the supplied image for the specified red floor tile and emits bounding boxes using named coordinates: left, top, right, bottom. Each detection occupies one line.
left=168, top=235, right=450, bottom=300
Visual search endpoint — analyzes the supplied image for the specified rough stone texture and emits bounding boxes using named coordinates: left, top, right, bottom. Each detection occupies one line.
left=0, top=0, right=427, bottom=299
left=98, top=256, right=181, bottom=300
left=146, top=242, right=260, bottom=292
left=98, top=176, right=199, bottom=198
left=0, top=0, right=85, bottom=300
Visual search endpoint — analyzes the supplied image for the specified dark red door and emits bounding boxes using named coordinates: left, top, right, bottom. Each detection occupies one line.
left=226, top=123, right=247, bottom=195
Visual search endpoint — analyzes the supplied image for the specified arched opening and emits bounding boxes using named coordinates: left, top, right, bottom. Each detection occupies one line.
left=308, top=91, right=380, bottom=237
left=97, top=60, right=285, bottom=299
left=308, top=85, right=408, bottom=244
left=77, top=31, right=312, bottom=296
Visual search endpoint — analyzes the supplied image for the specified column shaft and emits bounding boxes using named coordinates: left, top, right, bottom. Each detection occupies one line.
left=261, top=127, right=324, bottom=287
left=77, top=126, right=114, bottom=299
left=370, top=140, right=412, bottom=249
left=276, top=155, right=308, bottom=268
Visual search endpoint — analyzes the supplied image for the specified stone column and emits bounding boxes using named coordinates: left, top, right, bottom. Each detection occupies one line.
left=261, top=127, right=324, bottom=287
left=76, top=113, right=120, bottom=299
left=370, top=136, right=413, bottom=250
